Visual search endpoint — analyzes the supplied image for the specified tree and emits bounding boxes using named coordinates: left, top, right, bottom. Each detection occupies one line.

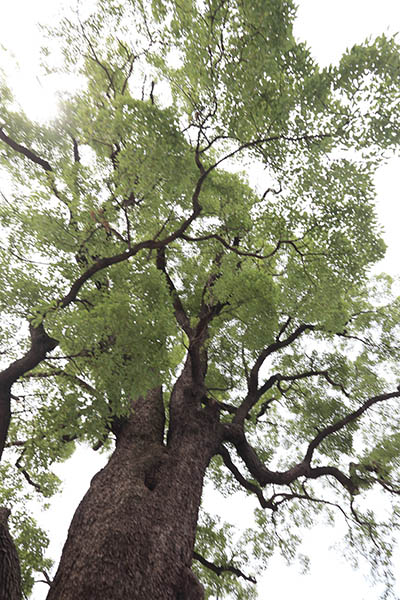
left=1, top=0, right=400, bottom=597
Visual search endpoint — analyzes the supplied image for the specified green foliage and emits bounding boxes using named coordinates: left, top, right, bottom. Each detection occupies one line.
left=1, top=0, right=400, bottom=597
left=194, top=510, right=258, bottom=600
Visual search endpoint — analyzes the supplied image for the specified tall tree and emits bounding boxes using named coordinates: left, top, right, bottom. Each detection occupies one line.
left=1, top=1, right=400, bottom=598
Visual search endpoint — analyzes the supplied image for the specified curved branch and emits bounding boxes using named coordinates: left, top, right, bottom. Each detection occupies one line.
left=0, top=324, right=58, bottom=460
left=60, top=171, right=208, bottom=310
left=16, top=449, right=43, bottom=493
left=203, top=132, right=332, bottom=175
left=234, top=323, right=314, bottom=424
left=218, top=445, right=275, bottom=510
left=0, top=325, right=58, bottom=386
left=193, top=550, right=256, bottom=584
left=222, top=423, right=357, bottom=494
left=258, top=368, right=350, bottom=399
left=304, top=389, right=400, bottom=464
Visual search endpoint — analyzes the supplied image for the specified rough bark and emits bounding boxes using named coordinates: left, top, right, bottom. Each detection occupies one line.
left=46, top=360, right=221, bottom=600
left=0, top=507, right=22, bottom=600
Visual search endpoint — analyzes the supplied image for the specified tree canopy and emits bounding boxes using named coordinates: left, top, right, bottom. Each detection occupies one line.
left=1, top=1, right=400, bottom=598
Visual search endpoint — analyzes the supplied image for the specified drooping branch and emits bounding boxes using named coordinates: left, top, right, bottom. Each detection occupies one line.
left=193, top=550, right=257, bottom=584
left=218, top=445, right=275, bottom=510
left=266, top=487, right=351, bottom=522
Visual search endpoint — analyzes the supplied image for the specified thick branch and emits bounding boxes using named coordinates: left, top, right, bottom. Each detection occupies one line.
left=218, top=445, right=274, bottom=509
left=0, top=127, right=53, bottom=171
left=0, top=325, right=58, bottom=386
left=222, top=423, right=357, bottom=494
left=0, top=324, right=58, bottom=460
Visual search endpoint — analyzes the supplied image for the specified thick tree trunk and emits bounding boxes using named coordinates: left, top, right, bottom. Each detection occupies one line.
left=0, top=507, right=22, bottom=600
left=46, top=362, right=221, bottom=599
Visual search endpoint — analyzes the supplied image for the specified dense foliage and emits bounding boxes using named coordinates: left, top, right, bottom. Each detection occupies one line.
left=1, top=1, right=400, bottom=597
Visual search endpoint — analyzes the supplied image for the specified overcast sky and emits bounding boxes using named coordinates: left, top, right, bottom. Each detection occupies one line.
left=1, top=2, right=400, bottom=599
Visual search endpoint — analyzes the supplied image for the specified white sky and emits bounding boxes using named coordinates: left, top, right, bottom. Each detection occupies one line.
left=1, top=1, right=400, bottom=599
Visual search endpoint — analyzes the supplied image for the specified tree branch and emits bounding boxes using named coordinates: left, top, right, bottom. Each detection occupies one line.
left=233, top=323, right=314, bottom=424
left=304, top=389, right=400, bottom=464
left=71, top=136, right=80, bottom=163
left=23, top=369, right=98, bottom=397
left=0, top=127, right=53, bottom=171
left=218, top=445, right=275, bottom=510
left=222, top=423, right=358, bottom=494
left=16, top=449, right=43, bottom=493
left=193, top=550, right=256, bottom=584
left=156, top=247, right=193, bottom=337
left=0, top=325, right=58, bottom=461
left=202, top=132, right=332, bottom=172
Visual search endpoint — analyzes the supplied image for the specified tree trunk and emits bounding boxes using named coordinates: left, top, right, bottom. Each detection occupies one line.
left=0, top=507, right=22, bottom=600
left=46, top=362, right=221, bottom=599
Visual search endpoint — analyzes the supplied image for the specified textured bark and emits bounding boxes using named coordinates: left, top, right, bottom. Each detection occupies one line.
left=46, top=361, right=221, bottom=600
left=0, top=508, right=22, bottom=600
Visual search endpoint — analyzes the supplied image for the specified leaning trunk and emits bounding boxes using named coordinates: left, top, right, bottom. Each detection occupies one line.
left=46, top=365, right=221, bottom=599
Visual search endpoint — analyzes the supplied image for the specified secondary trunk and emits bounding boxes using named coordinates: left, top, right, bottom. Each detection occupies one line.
left=46, top=363, right=221, bottom=599
left=0, top=507, right=22, bottom=600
